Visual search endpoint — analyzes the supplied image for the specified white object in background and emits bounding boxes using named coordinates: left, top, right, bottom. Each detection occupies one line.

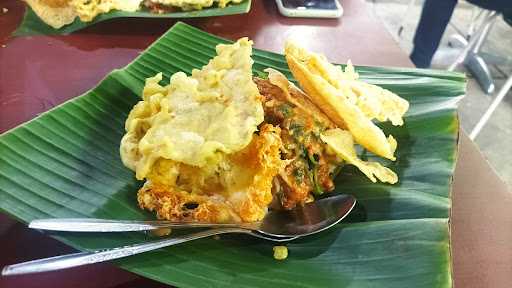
left=275, top=0, right=343, bottom=18
left=470, top=74, right=512, bottom=140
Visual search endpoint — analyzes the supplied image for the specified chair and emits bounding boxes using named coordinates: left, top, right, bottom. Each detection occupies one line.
left=396, top=1, right=511, bottom=139
left=448, top=10, right=499, bottom=94
left=398, top=1, right=509, bottom=94
left=450, top=9, right=511, bottom=139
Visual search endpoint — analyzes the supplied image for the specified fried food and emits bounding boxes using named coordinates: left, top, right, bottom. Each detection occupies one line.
left=25, top=0, right=77, bottom=29
left=121, top=39, right=282, bottom=223
left=71, top=0, right=144, bottom=22
left=255, top=69, right=343, bottom=209
left=138, top=124, right=283, bottom=222
left=285, top=42, right=409, bottom=160
left=320, top=129, right=397, bottom=184
left=25, top=0, right=243, bottom=28
left=120, top=38, right=407, bottom=223
left=120, top=38, right=263, bottom=179
left=41, top=0, right=69, bottom=7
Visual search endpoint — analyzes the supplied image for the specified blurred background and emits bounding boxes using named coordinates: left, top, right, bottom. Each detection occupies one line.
left=367, top=0, right=512, bottom=187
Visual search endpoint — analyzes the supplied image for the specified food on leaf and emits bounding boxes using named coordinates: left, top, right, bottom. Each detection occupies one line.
left=320, top=129, right=398, bottom=184
left=24, top=0, right=244, bottom=28
left=120, top=38, right=407, bottom=223
left=285, top=41, right=409, bottom=160
left=121, top=38, right=263, bottom=179
left=121, top=38, right=279, bottom=223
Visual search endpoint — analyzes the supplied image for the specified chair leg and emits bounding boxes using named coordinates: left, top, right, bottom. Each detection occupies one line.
left=471, top=13, right=497, bottom=54
left=466, top=7, right=486, bottom=40
left=470, top=74, right=512, bottom=140
left=465, top=52, right=495, bottom=94
left=448, top=11, right=497, bottom=71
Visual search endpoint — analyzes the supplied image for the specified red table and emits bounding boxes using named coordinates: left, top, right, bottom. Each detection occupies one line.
left=1, top=0, right=510, bottom=287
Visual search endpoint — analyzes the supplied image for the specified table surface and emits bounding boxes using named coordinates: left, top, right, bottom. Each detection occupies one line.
left=0, top=0, right=510, bottom=287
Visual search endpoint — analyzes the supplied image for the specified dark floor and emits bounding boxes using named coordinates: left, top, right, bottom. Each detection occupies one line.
left=367, top=0, right=512, bottom=187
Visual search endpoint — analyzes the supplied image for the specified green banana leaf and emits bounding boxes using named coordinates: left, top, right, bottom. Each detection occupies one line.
left=13, top=1, right=251, bottom=36
left=0, top=22, right=465, bottom=287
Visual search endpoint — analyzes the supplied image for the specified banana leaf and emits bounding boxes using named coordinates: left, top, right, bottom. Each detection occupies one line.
left=13, top=1, right=251, bottom=36
left=0, top=22, right=465, bottom=287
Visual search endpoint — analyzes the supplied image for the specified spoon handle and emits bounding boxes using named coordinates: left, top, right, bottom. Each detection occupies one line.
left=29, top=218, right=253, bottom=232
left=2, top=227, right=248, bottom=276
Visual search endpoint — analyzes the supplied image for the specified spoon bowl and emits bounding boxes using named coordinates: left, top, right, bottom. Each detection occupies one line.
left=257, top=194, right=356, bottom=237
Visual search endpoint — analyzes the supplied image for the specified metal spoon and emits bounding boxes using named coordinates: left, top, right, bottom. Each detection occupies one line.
left=2, top=194, right=355, bottom=276
left=29, top=194, right=356, bottom=238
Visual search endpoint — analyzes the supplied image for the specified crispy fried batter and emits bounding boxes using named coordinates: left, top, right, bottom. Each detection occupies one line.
left=24, top=0, right=77, bottom=28
left=321, top=129, right=398, bottom=184
left=138, top=124, right=284, bottom=222
left=120, top=38, right=263, bottom=180
left=285, top=42, right=409, bottom=160
left=41, top=0, right=70, bottom=7
left=27, top=0, right=244, bottom=28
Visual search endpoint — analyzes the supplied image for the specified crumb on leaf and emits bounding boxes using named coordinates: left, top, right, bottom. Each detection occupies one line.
left=273, top=245, right=288, bottom=260
left=150, top=227, right=172, bottom=237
